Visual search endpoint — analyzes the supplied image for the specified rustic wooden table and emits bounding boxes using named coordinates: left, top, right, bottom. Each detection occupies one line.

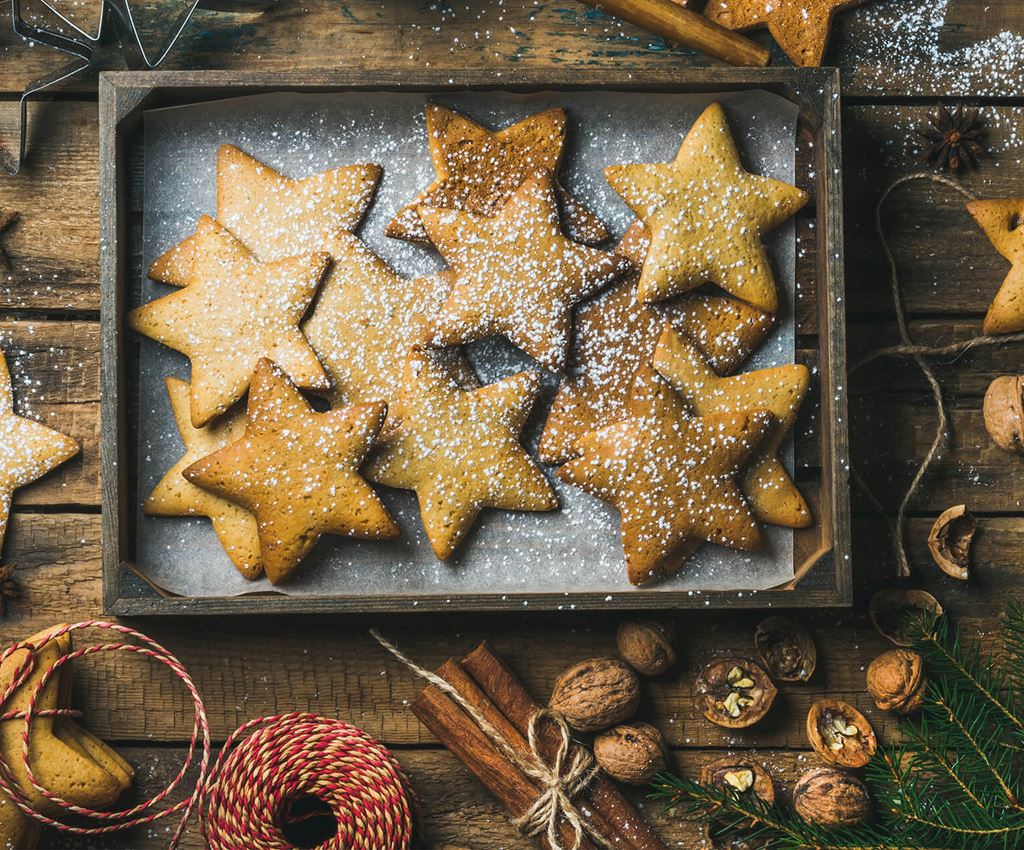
left=0, top=1, right=1022, bottom=847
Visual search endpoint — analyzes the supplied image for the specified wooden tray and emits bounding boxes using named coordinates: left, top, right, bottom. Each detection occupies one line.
left=99, top=68, right=849, bottom=615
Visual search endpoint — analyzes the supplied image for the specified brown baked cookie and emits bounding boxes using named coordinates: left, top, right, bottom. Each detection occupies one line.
left=420, top=175, right=631, bottom=372
left=705, top=0, right=865, bottom=67
left=129, top=215, right=330, bottom=427
left=365, top=347, right=557, bottom=561
left=604, top=102, right=808, bottom=313
left=143, top=377, right=262, bottom=579
left=557, top=395, right=771, bottom=585
left=149, top=144, right=380, bottom=286
left=386, top=102, right=608, bottom=246
left=967, top=198, right=1024, bottom=334
left=0, top=350, right=79, bottom=560
left=183, top=359, right=398, bottom=584
left=539, top=221, right=775, bottom=464
left=654, top=325, right=812, bottom=529
left=302, top=233, right=477, bottom=408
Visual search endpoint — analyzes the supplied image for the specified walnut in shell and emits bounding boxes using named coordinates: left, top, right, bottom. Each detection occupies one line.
left=593, top=722, right=667, bottom=785
left=869, top=588, right=943, bottom=646
left=983, top=375, right=1024, bottom=454
left=754, top=616, right=816, bottom=682
left=617, top=620, right=677, bottom=676
left=700, top=755, right=775, bottom=841
left=927, top=505, right=974, bottom=581
left=696, top=658, right=777, bottom=729
left=549, top=657, right=640, bottom=732
left=867, top=649, right=926, bottom=714
left=793, top=767, right=871, bottom=828
left=806, top=699, right=877, bottom=768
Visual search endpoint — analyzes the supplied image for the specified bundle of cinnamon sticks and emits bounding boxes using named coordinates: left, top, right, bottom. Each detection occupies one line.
left=411, top=641, right=668, bottom=850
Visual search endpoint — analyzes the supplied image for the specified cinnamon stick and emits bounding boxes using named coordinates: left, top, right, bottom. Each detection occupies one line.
left=462, top=642, right=670, bottom=850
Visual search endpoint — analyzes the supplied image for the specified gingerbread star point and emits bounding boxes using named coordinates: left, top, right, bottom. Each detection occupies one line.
left=967, top=198, right=1024, bottom=335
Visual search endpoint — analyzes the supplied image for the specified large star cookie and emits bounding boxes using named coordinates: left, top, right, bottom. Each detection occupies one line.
left=705, top=0, right=864, bottom=67
left=149, top=144, right=380, bottom=286
left=557, top=391, right=771, bottom=585
left=386, top=102, right=608, bottom=246
left=967, top=198, right=1024, bottom=335
left=302, top=234, right=477, bottom=408
left=539, top=221, right=775, bottom=464
left=143, top=377, right=262, bottom=579
left=183, top=359, right=398, bottom=584
left=0, top=350, right=79, bottom=559
left=129, top=215, right=330, bottom=427
left=365, top=347, right=557, bottom=561
left=654, top=325, right=811, bottom=528
left=419, top=175, right=631, bottom=372
left=604, top=102, right=808, bottom=313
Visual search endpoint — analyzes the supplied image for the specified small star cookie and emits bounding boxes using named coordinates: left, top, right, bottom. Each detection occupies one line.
left=967, top=198, right=1024, bottom=335
left=604, top=102, right=808, bottom=313
left=539, top=221, right=775, bottom=464
left=183, top=359, right=398, bottom=584
left=654, top=325, right=812, bottom=529
left=386, top=102, right=608, bottom=246
left=129, top=215, right=331, bottom=427
left=143, top=377, right=262, bottom=580
left=420, top=175, right=631, bottom=372
left=365, top=347, right=557, bottom=561
left=557, top=387, right=771, bottom=585
left=705, top=0, right=864, bottom=67
left=0, top=350, right=79, bottom=559
left=149, top=144, right=380, bottom=286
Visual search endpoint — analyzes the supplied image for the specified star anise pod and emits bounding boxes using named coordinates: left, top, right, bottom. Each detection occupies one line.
left=0, top=565, right=20, bottom=616
left=916, top=105, right=986, bottom=173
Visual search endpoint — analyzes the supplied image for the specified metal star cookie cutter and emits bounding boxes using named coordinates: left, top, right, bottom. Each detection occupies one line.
left=3, top=0, right=274, bottom=175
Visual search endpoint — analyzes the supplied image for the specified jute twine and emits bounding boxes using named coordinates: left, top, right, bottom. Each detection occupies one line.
left=371, top=629, right=610, bottom=850
left=853, top=172, right=1024, bottom=577
left=0, top=621, right=416, bottom=849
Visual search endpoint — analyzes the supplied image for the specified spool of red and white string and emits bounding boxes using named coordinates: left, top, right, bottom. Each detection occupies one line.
left=0, top=621, right=417, bottom=850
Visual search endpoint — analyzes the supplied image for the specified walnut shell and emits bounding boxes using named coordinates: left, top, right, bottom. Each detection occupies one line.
left=593, top=722, right=667, bottom=785
left=927, top=505, right=974, bottom=581
left=869, top=588, right=943, bottom=647
left=700, top=756, right=775, bottom=845
left=794, top=767, right=871, bottom=828
left=983, top=375, right=1024, bottom=454
left=754, top=616, right=816, bottom=682
left=549, top=658, right=640, bottom=732
left=806, top=699, right=877, bottom=768
left=867, top=649, right=926, bottom=714
left=617, top=620, right=677, bottom=676
left=696, top=658, right=777, bottom=729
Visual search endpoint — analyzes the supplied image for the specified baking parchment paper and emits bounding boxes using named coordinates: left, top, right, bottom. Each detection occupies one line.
left=136, top=88, right=801, bottom=600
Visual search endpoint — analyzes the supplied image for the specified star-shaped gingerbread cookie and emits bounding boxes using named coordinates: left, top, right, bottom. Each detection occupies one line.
left=365, top=347, right=557, bottom=561
left=420, top=175, right=631, bottom=372
left=654, top=325, right=811, bottom=528
left=604, top=102, right=808, bottom=313
left=183, top=359, right=398, bottom=584
left=129, top=215, right=331, bottom=427
left=302, top=233, right=477, bottom=408
left=539, top=221, right=775, bottom=463
left=149, top=144, right=380, bottom=286
left=557, top=389, right=771, bottom=585
left=0, top=350, right=79, bottom=559
left=143, top=377, right=262, bottom=580
left=386, top=102, right=608, bottom=246
left=705, top=0, right=864, bottom=67
left=967, top=198, right=1024, bottom=334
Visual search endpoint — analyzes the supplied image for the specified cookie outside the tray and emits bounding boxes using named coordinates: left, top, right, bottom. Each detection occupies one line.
left=654, top=325, right=812, bottom=529
left=386, top=102, right=608, bottom=246
left=604, top=102, right=808, bottom=313
left=143, top=377, right=262, bottom=580
left=183, top=359, right=398, bottom=584
left=419, top=175, right=631, bottom=372
left=129, top=214, right=331, bottom=428
left=149, top=144, right=380, bottom=286
left=365, top=347, right=557, bottom=561
left=967, top=198, right=1024, bottom=335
